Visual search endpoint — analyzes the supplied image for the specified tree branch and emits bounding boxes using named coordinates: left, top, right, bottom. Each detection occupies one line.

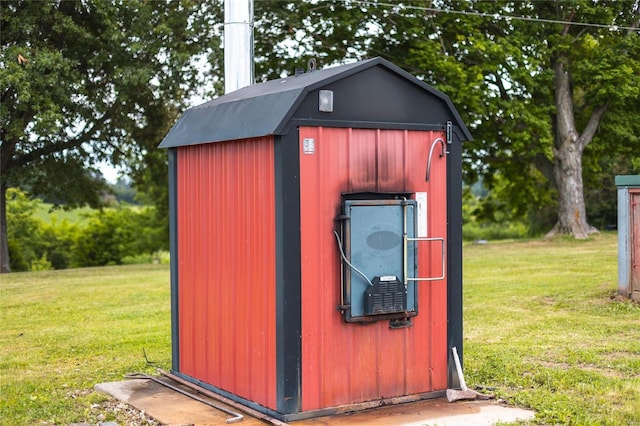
left=485, top=73, right=509, bottom=100
left=578, top=102, right=609, bottom=151
left=532, top=152, right=556, bottom=187
left=10, top=115, right=106, bottom=168
left=554, top=59, right=578, bottom=148
left=628, top=2, right=640, bottom=35
left=572, top=27, right=589, bottom=43
left=1, top=87, right=16, bottom=104
left=9, top=103, right=122, bottom=168
left=9, top=132, right=96, bottom=169
left=0, top=136, right=15, bottom=172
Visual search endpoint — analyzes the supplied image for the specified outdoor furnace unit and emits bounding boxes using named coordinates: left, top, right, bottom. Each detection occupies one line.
left=159, top=57, right=472, bottom=421
left=337, top=197, right=444, bottom=326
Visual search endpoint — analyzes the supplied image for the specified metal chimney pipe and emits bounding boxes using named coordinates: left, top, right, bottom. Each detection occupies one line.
left=224, top=0, right=254, bottom=94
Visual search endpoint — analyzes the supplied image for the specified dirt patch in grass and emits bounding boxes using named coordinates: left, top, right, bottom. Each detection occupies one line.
left=528, top=347, right=640, bottom=380
left=68, top=389, right=158, bottom=426
left=609, top=293, right=640, bottom=305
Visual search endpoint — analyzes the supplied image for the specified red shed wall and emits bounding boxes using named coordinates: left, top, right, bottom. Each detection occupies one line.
left=299, top=127, right=448, bottom=410
left=631, top=190, right=640, bottom=300
left=176, top=137, right=277, bottom=409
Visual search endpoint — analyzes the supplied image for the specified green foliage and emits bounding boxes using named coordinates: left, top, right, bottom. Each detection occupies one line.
left=463, top=182, right=530, bottom=241
left=252, top=1, right=640, bottom=235
left=7, top=188, right=80, bottom=271
left=584, top=153, right=639, bottom=230
left=70, top=207, right=164, bottom=268
left=33, top=203, right=95, bottom=224
left=0, top=0, right=220, bottom=271
left=252, top=1, right=369, bottom=80
left=110, top=179, right=140, bottom=205
left=6, top=188, right=48, bottom=271
left=38, top=219, right=78, bottom=270
left=3, top=1, right=639, bottom=272
left=122, top=250, right=170, bottom=266
left=6, top=189, right=165, bottom=271
left=29, top=254, right=52, bottom=271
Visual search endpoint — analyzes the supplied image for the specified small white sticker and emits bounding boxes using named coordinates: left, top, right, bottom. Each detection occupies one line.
left=416, top=192, right=428, bottom=237
left=380, top=275, right=397, bottom=282
left=303, top=138, right=315, bottom=154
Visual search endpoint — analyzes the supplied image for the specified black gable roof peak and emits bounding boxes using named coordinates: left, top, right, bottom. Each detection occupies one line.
left=159, top=57, right=471, bottom=148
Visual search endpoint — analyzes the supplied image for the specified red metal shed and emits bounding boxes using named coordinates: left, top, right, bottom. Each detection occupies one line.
left=159, top=57, right=472, bottom=421
left=616, top=175, right=640, bottom=302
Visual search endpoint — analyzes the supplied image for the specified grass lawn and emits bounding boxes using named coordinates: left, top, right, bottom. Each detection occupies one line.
left=1, top=232, right=638, bottom=424
left=464, top=232, right=640, bottom=425
left=0, top=264, right=172, bottom=424
left=32, top=204, right=97, bottom=225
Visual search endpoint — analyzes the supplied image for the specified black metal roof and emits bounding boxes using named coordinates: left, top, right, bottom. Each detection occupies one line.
left=159, top=57, right=472, bottom=148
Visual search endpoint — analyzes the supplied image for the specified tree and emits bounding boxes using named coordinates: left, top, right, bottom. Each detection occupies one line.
left=0, top=1, right=220, bottom=272
left=343, top=0, right=640, bottom=238
left=252, top=0, right=370, bottom=79
left=249, top=1, right=639, bottom=238
left=544, top=2, right=640, bottom=237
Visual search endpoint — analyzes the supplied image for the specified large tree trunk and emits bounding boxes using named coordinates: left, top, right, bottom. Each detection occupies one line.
left=546, top=59, right=607, bottom=239
left=548, top=140, right=594, bottom=239
left=1, top=180, right=10, bottom=273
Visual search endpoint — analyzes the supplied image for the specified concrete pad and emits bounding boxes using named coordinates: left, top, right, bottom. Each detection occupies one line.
left=294, top=400, right=535, bottom=426
left=96, top=379, right=265, bottom=426
left=96, top=379, right=535, bottom=426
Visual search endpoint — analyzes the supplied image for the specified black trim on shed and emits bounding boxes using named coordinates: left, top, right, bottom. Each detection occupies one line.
left=167, top=148, right=179, bottom=372
left=274, top=130, right=303, bottom=414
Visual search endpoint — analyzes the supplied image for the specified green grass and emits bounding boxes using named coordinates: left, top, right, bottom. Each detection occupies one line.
left=463, top=232, right=640, bottom=425
left=32, top=204, right=96, bottom=226
left=0, top=265, right=171, bottom=424
left=1, top=232, right=639, bottom=424
left=33, top=204, right=146, bottom=226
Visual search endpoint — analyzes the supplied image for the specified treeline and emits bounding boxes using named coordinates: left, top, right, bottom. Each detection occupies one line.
left=6, top=188, right=168, bottom=272
left=7, top=178, right=617, bottom=273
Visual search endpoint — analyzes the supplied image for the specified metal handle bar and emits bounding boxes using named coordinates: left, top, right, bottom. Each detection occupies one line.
left=405, top=236, right=445, bottom=281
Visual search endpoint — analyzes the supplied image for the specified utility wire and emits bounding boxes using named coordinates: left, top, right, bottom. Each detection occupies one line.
left=349, top=1, right=640, bottom=32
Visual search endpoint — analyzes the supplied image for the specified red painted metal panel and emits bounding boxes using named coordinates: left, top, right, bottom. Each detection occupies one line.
left=630, top=190, right=640, bottom=299
left=176, top=137, right=277, bottom=409
left=299, top=126, right=448, bottom=410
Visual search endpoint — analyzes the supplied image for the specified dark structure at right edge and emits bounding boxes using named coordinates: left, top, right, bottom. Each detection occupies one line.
left=616, top=175, right=640, bottom=302
left=159, top=57, right=473, bottom=421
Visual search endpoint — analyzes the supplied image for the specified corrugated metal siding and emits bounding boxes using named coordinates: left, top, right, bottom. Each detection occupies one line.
left=299, top=126, right=448, bottom=410
left=176, top=137, right=277, bottom=409
left=631, top=190, right=640, bottom=300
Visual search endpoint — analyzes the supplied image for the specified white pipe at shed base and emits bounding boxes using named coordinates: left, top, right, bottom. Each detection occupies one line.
left=224, top=0, right=254, bottom=94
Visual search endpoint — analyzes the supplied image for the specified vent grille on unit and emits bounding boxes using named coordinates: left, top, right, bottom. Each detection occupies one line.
left=365, top=277, right=406, bottom=315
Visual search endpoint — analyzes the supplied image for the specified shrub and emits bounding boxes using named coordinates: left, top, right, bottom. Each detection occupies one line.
left=38, top=219, right=77, bottom=269
left=70, top=207, right=165, bottom=267
left=30, top=254, right=52, bottom=271
left=6, top=188, right=42, bottom=271
left=121, top=250, right=170, bottom=265
left=462, top=185, right=529, bottom=241
left=462, top=221, right=528, bottom=241
left=6, top=188, right=166, bottom=271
